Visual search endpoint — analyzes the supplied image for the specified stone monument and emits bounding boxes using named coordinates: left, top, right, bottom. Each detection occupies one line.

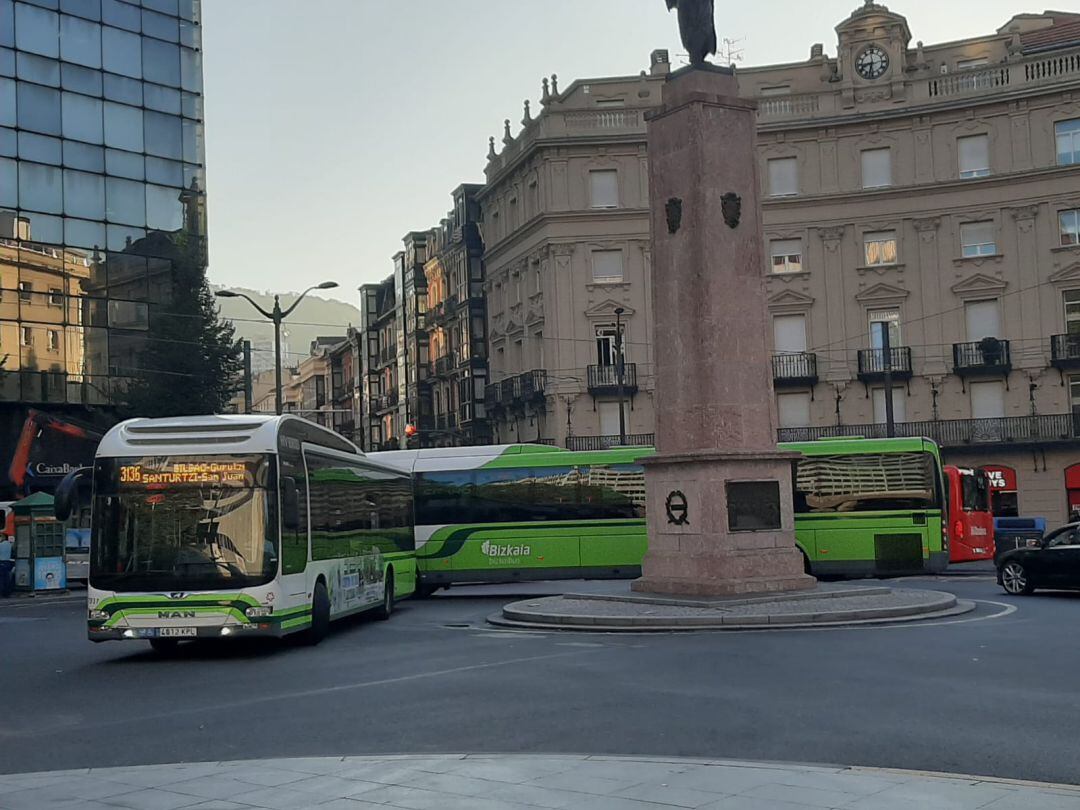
left=634, top=5, right=816, bottom=597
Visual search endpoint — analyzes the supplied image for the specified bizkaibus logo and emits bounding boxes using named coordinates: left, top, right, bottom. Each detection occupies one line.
left=481, top=540, right=531, bottom=558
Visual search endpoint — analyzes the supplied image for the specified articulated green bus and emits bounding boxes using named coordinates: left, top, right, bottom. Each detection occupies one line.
left=373, top=438, right=946, bottom=591
left=370, top=436, right=947, bottom=592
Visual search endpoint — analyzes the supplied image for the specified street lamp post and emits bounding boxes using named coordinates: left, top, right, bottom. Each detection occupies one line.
left=216, top=282, right=339, bottom=416
left=614, top=307, right=627, bottom=447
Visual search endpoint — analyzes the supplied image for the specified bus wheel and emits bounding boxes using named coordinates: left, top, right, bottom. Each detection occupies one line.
left=376, top=571, right=395, bottom=621
left=149, top=639, right=179, bottom=656
left=307, top=581, right=331, bottom=644
left=800, top=550, right=812, bottom=576
left=415, top=582, right=438, bottom=599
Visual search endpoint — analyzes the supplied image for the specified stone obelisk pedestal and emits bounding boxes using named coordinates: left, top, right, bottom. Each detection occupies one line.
left=633, top=65, right=816, bottom=597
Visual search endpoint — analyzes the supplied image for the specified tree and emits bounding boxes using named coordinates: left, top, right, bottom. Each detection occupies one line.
left=114, top=228, right=243, bottom=419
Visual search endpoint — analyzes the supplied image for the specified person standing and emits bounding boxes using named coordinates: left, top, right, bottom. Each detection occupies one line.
left=0, top=531, right=14, bottom=598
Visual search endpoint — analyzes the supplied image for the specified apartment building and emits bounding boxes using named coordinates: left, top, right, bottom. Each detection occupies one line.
left=742, top=3, right=1080, bottom=521
left=480, top=54, right=671, bottom=449
left=479, top=4, right=1080, bottom=522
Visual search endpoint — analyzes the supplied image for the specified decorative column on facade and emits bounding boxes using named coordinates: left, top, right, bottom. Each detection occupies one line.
left=914, top=216, right=946, bottom=376
left=818, top=226, right=848, bottom=382
left=1011, top=205, right=1041, bottom=360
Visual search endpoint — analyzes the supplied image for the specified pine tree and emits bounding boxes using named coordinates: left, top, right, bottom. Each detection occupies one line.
left=115, top=228, right=243, bottom=419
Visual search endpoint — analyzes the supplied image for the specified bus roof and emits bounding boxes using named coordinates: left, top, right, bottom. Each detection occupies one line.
left=96, top=414, right=362, bottom=458
left=369, top=444, right=652, bottom=473
left=779, top=436, right=942, bottom=458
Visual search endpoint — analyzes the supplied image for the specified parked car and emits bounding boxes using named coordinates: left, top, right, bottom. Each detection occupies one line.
left=997, top=522, right=1080, bottom=595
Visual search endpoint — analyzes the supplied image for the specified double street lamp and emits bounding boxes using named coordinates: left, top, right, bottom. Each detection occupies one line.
left=215, top=281, right=339, bottom=416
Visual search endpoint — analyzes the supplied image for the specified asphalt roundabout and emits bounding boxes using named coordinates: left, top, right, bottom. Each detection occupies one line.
left=489, top=583, right=975, bottom=631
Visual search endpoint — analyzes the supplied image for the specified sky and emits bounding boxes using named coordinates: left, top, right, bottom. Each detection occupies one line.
left=201, top=0, right=1034, bottom=306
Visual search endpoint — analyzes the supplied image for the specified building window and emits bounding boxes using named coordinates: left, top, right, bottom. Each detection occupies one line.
left=590, top=170, right=619, bottom=209
left=777, top=392, right=811, bottom=428
left=869, top=309, right=901, bottom=348
left=863, top=231, right=898, bottom=266
left=1056, top=119, right=1080, bottom=166
left=960, top=221, right=996, bottom=257
left=591, top=250, right=624, bottom=283
left=872, top=388, right=906, bottom=423
left=861, top=148, right=892, bottom=189
left=47, top=329, right=59, bottom=352
left=1061, top=209, right=1080, bottom=246
left=970, top=380, right=1006, bottom=419
left=773, top=314, right=807, bottom=354
left=767, top=157, right=798, bottom=197
left=20, top=326, right=32, bottom=347
left=1063, top=291, right=1080, bottom=335
left=770, top=239, right=803, bottom=274
left=596, top=324, right=618, bottom=366
left=958, top=135, right=990, bottom=178
left=760, top=85, right=792, bottom=97
left=48, top=287, right=63, bottom=307
left=18, top=281, right=31, bottom=302
left=965, top=299, right=1001, bottom=340
left=957, top=57, right=989, bottom=70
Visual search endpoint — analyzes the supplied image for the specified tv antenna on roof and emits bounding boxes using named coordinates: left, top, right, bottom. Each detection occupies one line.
left=719, top=36, right=745, bottom=66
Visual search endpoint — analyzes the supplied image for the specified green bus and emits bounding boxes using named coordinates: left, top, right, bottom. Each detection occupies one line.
left=370, top=436, right=946, bottom=592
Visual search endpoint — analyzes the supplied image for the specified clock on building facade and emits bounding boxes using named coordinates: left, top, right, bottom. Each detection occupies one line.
left=855, top=45, right=890, bottom=80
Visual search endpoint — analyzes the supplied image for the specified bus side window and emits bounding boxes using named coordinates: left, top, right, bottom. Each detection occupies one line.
left=279, top=456, right=308, bottom=575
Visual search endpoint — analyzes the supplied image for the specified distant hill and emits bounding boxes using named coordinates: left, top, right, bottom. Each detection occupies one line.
left=210, top=285, right=361, bottom=374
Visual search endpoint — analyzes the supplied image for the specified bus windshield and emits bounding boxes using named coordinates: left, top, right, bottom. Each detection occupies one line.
left=90, top=455, right=277, bottom=592
left=960, top=470, right=991, bottom=513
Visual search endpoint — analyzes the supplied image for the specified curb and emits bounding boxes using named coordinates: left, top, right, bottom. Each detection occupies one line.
left=487, top=599, right=977, bottom=632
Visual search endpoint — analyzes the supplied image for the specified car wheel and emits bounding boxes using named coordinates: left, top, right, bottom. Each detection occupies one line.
left=306, top=581, right=331, bottom=644
left=149, top=638, right=180, bottom=656
left=376, top=571, right=394, bottom=621
left=1001, top=561, right=1035, bottom=595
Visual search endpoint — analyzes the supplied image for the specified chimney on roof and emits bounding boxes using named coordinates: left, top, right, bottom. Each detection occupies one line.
left=650, top=49, right=671, bottom=76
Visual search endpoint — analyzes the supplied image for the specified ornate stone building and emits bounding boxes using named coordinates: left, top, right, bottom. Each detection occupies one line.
left=480, top=53, right=672, bottom=449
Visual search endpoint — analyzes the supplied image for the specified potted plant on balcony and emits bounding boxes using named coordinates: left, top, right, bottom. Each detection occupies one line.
left=979, top=336, right=1003, bottom=367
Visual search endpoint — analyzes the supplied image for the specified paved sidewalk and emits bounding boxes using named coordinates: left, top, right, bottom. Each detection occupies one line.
left=1, top=754, right=1077, bottom=809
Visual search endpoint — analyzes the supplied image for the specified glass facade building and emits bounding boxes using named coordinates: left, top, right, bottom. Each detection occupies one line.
left=0, top=0, right=206, bottom=497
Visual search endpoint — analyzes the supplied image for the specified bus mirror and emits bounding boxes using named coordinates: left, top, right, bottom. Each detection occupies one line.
left=54, top=467, right=91, bottom=522
left=282, top=477, right=299, bottom=529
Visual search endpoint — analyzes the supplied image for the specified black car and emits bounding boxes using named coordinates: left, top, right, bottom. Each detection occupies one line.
left=997, top=522, right=1080, bottom=595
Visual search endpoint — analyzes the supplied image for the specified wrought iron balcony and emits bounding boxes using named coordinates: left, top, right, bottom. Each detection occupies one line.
left=953, top=339, right=1011, bottom=376
left=426, top=295, right=458, bottom=326
left=566, top=433, right=656, bottom=452
left=587, top=363, right=639, bottom=395
left=772, top=353, right=818, bottom=386
left=516, top=369, right=547, bottom=403
left=1051, top=334, right=1080, bottom=370
left=778, top=413, right=1080, bottom=448
left=857, top=347, right=913, bottom=382
left=433, top=354, right=454, bottom=376
left=372, top=390, right=398, bottom=414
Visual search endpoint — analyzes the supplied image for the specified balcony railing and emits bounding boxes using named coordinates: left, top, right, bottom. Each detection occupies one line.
left=373, top=390, right=398, bottom=413
left=857, top=347, right=913, bottom=382
left=426, top=295, right=458, bottom=326
left=778, top=413, right=1080, bottom=448
left=567, top=433, right=656, bottom=452
left=587, top=363, right=639, bottom=395
left=953, top=340, right=1011, bottom=376
left=1051, top=334, right=1080, bottom=370
left=433, top=354, right=454, bottom=376
left=518, top=369, right=547, bottom=402
left=772, top=352, right=818, bottom=385
left=485, top=370, right=548, bottom=411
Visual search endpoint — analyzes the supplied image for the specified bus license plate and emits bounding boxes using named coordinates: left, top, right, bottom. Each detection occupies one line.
left=159, top=627, right=197, bottom=638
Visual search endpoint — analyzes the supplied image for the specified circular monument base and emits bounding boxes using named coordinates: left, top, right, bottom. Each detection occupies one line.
left=489, top=584, right=973, bottom=632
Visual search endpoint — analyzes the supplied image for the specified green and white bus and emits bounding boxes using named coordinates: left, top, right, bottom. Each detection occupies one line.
left=62, top=415, right=415, bottom=652
left=371, top=436, right=946, bottom=591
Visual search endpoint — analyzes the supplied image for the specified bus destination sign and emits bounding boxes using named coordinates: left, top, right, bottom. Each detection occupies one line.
left=119, top=461, right=251, bottom=487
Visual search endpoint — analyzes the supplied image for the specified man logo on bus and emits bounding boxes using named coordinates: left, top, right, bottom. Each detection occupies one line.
left=481, top=540, right=531, bottom=558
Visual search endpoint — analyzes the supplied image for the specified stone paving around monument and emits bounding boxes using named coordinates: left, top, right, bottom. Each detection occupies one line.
left=2, top=755, right=1077, bottom=810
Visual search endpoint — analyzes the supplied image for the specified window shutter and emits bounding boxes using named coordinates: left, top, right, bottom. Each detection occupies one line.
left=592, top=250, right=624, bottom=282
left=768, top=158, right=798, bottom=196
left=777, top=393, right=811, bottom=428
left=965, top=300, right=1001, bottom=340
left=590, top=170, right=618, bottom=208
left=773, top=314, right=807, bottom=353
left=861, top=149, right=892, bottom=188
left=959, top=135, right=989, bottom=176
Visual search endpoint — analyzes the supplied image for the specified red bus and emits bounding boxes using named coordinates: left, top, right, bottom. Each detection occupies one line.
left=945, top=466, right=995, bottom=563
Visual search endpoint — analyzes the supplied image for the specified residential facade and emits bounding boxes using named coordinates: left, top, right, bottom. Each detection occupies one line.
left=743, top=4, right=1080, bottom=522
left=423, top=184, right=491, bottom=447
left=480, top=53, right=671, bottom=449
left=0, top=0, right=208, bottom=498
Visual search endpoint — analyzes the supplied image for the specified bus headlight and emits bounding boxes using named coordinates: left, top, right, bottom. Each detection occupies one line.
left=244, top=607, right=272, bottom=618
left=88, top=610, right=109, bottom=621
